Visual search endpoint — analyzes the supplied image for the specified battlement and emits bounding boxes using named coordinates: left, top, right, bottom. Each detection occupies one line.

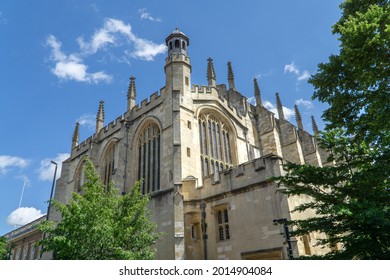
left=103, top=115, right=124, bottom=133
left=183, top=155, right=283, bottom=202
left=71, top=134, right=95, bottom=158
left=191, top=84, right=212, bottom=94
left=192, top=84, right=243, bottom=120
left=131, top=89, right=164, bottom=118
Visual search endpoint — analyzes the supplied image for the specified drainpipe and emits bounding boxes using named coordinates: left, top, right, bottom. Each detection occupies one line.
left=122, top=121, right=131, bottom=195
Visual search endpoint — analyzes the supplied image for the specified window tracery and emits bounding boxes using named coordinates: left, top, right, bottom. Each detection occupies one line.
left=198, top=113, right=234, bottom=178
left=216, top=207, right=230, bottom=241
left=74, top=159, right=86, bottom=192
left=102, top=144, right=116, bottom=187
left=137, top=122, right=161, bottom=194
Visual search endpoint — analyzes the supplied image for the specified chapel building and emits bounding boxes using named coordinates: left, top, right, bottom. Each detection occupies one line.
left=52, top=29, right=331, bottom=260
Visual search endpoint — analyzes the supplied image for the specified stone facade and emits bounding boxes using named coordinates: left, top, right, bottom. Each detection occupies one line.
left=51, top=29, right=330, bottom=260
left=4, top=216, right=45, bottom=260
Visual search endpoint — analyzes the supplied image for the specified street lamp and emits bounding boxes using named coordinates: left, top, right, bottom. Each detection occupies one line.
left=200, top=201, right=207, bottom=260
left=273, top=218, right=294, bottom=259
left=40, top=161, right=57, bottom=259
left=46, top=161, right=58, bottom=221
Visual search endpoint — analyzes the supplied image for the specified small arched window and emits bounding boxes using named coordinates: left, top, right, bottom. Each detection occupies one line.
left=137, top=122, right=161, bottom=194
left=175, top=39, right=180, bottom=48
left=182, top=41, right=186, bottom=50
left=74, top=159, right=86, bottom=192
left=102, top=143, right=116, bottom=187
left=169, top=41, right=173, bottom=50
left=216, top=207, right=230, bottom=241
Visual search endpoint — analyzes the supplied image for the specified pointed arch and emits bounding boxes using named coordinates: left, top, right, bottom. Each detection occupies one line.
left=99, top=138, right=119, bottom=187
left=74, top=155, right=89, bottom=192
left=197, top=107, right=238, bottom=178
left=133, top=117, right=162, bottom=194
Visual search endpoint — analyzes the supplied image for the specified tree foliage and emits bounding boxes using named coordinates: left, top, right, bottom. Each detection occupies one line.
left=275, top=0, right=390, bottom=259
left=0, top=236, right=8, bottom=260
left=310, top=0, right=390, bottom=146
left=38, top=159, right=159, bottom=260
left=277, top=129, right=390, bottom=259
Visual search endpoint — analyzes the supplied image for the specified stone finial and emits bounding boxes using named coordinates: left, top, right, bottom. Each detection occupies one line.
left=207, top=57, right=216, bottom=87
left=294, top=105, right=303, bottom=130
left=96, top=100, right=104, bottom=133
left=72, top=122, right=80, bottom=149
left=227, top=61, right=235, bottom=89
left=276, top=92, right=285, bottom=120
left=311, top=115, right=319, bottom=134
left=253, top=78, right=262, bottom=106
left=127, top=76, right=136, bottom=111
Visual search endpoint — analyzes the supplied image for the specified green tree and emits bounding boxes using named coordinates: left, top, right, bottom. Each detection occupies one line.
left=275, top=0, right=390, bottom=259
left=0, top=236, right=8, bottom=260
left=38, top=159, right=159, bottom=260
left=310, top=0, right=390, bottom=146
left=277, top=129, right=390, bottom=259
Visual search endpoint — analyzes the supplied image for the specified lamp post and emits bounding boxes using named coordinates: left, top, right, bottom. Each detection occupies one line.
left=200, top=201, right=207, bottom=260
left=273, top=218, right=293, bottom=259
left=46, top=161, right=58, bottom=221
left=40, top=161, right=57, bottom=259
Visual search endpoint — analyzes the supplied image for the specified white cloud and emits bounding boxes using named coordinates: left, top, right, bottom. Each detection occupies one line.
left=15, top=174, right=31, bottom=187
left=263, top=100, right=294, bottom=121
left=77, top=114, right=95, bottom=131
left=298, top=70, right=311, bottom=81
left=284, top=62, right=310, bottom=82
left=138, top=8, right=162, bottom=22
left=47, top=35, right=112, bottom=84
left=47, top=18, right=166, bottom=82
left=295, top=98, right=314, bottom=109
left=77, top=18, right=133, bottom=54
left=284, top=62, right=300, bottom=75
left=38, top=153, right=70, bottom=181
left=78, top=18, right=166, bottom=61
left=7, top=207, right=44, bottom=227
left=0, top=155, right=29, bottom=175
left=130, top=38, right=167, bottom=61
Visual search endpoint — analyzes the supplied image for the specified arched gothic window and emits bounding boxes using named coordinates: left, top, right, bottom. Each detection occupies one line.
left=198, top=113, right=234, bottom=178
left=102, top=143, right=116, bottom=187
left=137, top=123, right=161, bottom=194
left=74, top=159, right=86, bottom=192
left=175, top=39, right=180, bottom=48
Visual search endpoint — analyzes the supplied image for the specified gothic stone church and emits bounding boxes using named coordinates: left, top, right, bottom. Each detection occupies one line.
left=52, top=29, right=330, bottom=260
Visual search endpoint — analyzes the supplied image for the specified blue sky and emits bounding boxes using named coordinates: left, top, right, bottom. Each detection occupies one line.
left=0, top=0, right=342, bottom=235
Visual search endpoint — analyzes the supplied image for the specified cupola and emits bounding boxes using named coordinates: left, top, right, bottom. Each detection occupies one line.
left=165, top=28, right=190, bottom=56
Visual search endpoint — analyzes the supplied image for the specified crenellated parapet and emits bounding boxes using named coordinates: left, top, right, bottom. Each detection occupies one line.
left=71, top=134, right=95, bottom=159
left=102, top=115, right=124, bottom=134
left=130, top=90, right=164, bottom=119
left=192, top=83, right=244, bottom=121
left=191, top=84, right=213, bottom=94
left=182, top=155, right=283, bottom=202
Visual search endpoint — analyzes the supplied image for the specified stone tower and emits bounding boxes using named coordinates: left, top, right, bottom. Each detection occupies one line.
left=164, top=28, right=191, bottom=104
